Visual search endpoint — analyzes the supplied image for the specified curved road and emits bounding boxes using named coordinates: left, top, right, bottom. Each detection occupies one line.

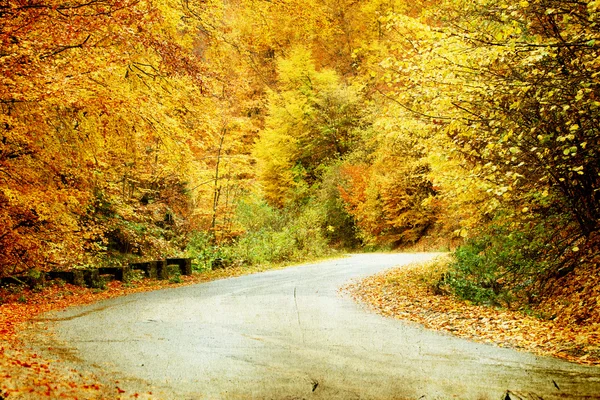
left=33, top=253, right=600, bottom=399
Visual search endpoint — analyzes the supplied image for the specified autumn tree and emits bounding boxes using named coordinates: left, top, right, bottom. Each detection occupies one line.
left=430, top=0, right=600, bottom=281
left=182, top=0, right=440, bottom=251
left=254, top=47, right=367, bottom=207
left=0, top=0, right=208, bottom=275
left=339, top=138, right=439, bottom=246
left=361, top=0, right=600, bottom=303
left=332, top=9, right=452, bottom=247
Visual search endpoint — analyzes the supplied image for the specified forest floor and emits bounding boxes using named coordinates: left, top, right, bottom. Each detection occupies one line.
left=2, top=254, right=599, bottom=399
left=343, top=256, right=600, bottom=367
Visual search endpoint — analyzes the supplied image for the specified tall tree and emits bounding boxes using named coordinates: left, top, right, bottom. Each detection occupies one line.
left=254, top=46, right=366, bottom=207
left=0, top=0, right=207, bottom=274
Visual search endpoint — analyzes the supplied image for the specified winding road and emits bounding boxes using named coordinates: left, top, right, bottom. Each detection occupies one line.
left=32, top=253, right=600, bottom=399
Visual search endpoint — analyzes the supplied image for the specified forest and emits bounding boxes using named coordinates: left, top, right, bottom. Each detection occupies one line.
left=1, top=0, right=599, bottom=321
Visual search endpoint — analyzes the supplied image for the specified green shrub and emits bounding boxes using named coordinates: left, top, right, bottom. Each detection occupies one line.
left=235, top=196, right=288, bottom=233
left=186, top=231, right=219, bottom=271
left=169, top=272, right=183, bottom=284
left=90, top=276, right=107, bottom=290
left=445, top=218, right=551, bottom=308
left=186, top=197, right=333, bottom=269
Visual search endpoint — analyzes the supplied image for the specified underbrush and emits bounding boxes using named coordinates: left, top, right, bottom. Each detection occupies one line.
left=186, top=198, right=333, bottom=271
left=439, top=209, right=599, bottom=316
left=435, top=209, right=600, bottom=330
left=441, top=224, right=549, bottom=309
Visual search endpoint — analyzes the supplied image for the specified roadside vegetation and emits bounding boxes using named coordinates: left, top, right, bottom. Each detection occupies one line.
left=344, top=257, right=600, bottom=366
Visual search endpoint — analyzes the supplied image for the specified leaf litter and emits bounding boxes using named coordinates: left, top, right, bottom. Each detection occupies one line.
left=342, top=255, right=600, bottom=366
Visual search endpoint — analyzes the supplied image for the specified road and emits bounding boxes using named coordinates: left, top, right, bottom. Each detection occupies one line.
left=31, top=253, right=600, bottom=399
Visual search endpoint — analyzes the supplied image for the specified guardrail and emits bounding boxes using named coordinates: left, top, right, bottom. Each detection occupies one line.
left=1, top=258, right=194, bottom=289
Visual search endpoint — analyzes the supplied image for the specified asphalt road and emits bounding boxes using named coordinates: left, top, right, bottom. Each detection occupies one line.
left=32, top=253, right=600, bottom=399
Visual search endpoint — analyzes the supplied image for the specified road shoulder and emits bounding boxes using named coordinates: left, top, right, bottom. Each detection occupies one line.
left=342, top=256, right=600, bottom=366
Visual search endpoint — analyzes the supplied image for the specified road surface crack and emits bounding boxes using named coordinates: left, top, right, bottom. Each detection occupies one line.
left=294, top=287, right=306, bottom=344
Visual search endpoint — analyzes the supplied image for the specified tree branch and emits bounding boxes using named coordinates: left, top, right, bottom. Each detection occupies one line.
left=40, top=34, right=91, bottom=59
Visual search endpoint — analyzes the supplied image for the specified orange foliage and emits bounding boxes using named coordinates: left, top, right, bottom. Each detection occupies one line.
left=339, top=160, right=438, bottom=246
left=338, top=164, right=370, bottom=219
left=0, top=1, right=206, bottom=275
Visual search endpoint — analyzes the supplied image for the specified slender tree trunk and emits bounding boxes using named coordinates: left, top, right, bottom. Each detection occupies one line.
left=211, top=127, right=227, bottom=238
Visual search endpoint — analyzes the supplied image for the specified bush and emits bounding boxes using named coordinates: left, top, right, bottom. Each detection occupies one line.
left=186, top=231, right=223, bottom=271
left=169, top=271, right=183, bottom=284
left=444, top=219, right=550, bottom=308
left=185, top=197, right=333, bottom=269
left=226, top=200, right=331, bottom=265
